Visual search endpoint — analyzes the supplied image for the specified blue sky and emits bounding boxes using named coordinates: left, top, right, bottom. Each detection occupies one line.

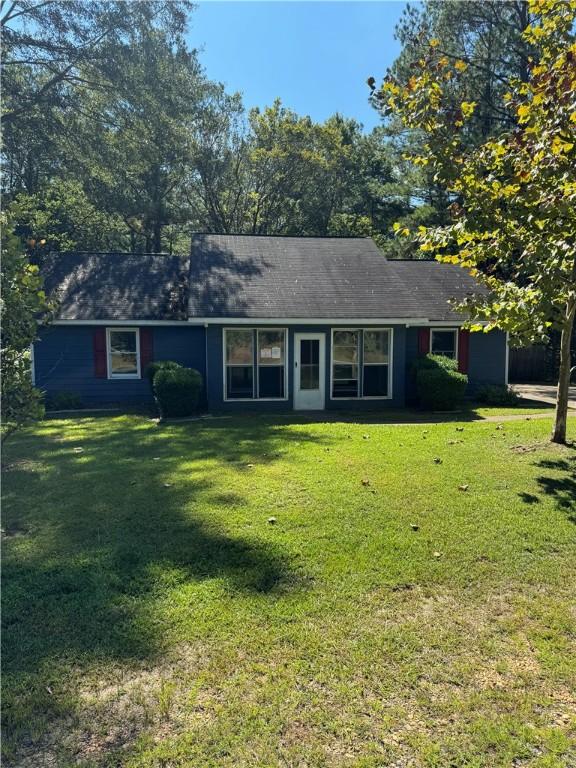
left=187, top=2, right=410, bottom=132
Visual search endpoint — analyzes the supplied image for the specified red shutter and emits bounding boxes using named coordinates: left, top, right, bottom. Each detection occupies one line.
left=139, top=328, right=154, bottom=378
left=458, top=329, right=470, bottom=373
left=93, top=328, right=107, bottom=378
left=418, top=328, right=430, bottom=356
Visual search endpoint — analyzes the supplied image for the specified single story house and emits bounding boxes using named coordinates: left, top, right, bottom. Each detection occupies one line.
left=33, top=234, right=508, bottom=411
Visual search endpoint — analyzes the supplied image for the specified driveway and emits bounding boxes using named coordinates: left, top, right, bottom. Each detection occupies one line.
left=512, top=383, right=576, bottom=409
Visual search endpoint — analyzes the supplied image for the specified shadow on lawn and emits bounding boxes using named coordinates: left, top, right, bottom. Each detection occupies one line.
left=533, top=451, right=576, bottom=522
left=2, top=415, right=326, bottom=756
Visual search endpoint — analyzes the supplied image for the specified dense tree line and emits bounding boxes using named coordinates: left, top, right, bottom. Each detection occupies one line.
left=2, top=1, right=536, bottom=257
left=2, top=0, right=413, bottom=255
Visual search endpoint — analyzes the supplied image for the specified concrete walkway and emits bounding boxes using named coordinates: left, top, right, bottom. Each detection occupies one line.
left=512, top=383, right=576, bottom=410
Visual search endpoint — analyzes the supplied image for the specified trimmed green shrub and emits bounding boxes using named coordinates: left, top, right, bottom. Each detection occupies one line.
left=45, top=391, right=83, bottom=411
left=153, top=366, right=203, bottom=417
left=415, top=353, right=459, bottom=372
left=145, top=360, right=181, bottom=391
left=413, top=354, right=468, bottom=410
left=475, top=384, right=520, bottom=407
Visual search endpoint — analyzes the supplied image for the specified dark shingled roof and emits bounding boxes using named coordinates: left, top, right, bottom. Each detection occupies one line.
left=388, top=259, right=485, bottom=321
left=187, top=234, right=482, bottom=320
left=41, top=237, right=485, bottom=322
left=42, top=252, right=190, bottom=321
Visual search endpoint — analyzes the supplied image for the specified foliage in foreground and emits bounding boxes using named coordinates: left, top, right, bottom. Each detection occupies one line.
left=2, top=413, right=575, bottom=767
left=372, top=0, right=576, bottom=443
left=0, top=216, right=50, bottom=438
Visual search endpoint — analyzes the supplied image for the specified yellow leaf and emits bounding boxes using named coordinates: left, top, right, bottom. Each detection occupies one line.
left=517, top=104, right=531, bottom=122
left=461, top=101, right=477, bottom=118
left=454, top=60, right=468, bottom=72
left=430, top=38, right=439, bottom=47
left=552, top=135, right=574, bottom=155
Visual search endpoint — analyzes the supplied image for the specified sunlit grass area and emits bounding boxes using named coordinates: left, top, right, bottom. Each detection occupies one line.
left=2, top=411, right=575, bottom=767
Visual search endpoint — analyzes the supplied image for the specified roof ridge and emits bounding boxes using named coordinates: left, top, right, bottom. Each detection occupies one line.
left=191, top=232, right=370, bottom=239
left=50, top=251, right=189, bottom=258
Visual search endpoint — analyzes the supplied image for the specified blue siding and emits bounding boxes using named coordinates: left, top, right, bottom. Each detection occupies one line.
left=34, top=325, right=206, bottom=405
left=405, top=326, right=507, bottom=396
left=468, top=330, right=507, bottom=388
left=34, top=322, right=507, bottom=410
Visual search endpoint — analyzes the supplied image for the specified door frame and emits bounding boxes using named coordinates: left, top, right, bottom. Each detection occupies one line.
left=294, top=332, right=326, bottom=410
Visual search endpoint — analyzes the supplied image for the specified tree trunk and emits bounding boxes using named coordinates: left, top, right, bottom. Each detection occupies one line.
left=551, top=300, right=576, bottom=444
left=153, top=221, right=162, bottom=254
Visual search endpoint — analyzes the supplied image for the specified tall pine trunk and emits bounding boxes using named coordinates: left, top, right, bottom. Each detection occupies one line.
left=551, top=299, right=575, bottom=444
left=153, top=222, right=162, bottom=254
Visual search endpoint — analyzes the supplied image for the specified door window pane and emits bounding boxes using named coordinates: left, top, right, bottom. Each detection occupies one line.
left=431, top=330, right=457, bottom=359
left=300, top=339, right=320, bottom=390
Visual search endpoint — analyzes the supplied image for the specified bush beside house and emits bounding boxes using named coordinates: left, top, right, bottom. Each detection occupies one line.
left=414, top=354, right=468, bottom=411
left=475, top=384, right=520, bottom=407
left=149, top=361, right=203, bottom=418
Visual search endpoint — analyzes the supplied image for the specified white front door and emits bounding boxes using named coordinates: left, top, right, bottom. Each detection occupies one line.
left=294, top=333, right=325, bottom=410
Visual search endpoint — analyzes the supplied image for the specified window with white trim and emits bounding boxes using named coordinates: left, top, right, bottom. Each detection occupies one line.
left=331, top=329, right=391, bottom=399
left=430, top=329, right=458, bottom=360
left=107, top=328, right=140, bottom=378
left=224, top=328, right=287, bottom=400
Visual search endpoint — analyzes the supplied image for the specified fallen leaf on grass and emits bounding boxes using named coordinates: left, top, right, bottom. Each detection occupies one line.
left=361, top=478, right=371, bottom=486
left=163, top=483, right=172, bottom=488
left=73, top=447, right=84, bottom=453
left=410, top=524, right=419, bottom=531
left=458, top=484, right=469, bottom=492
left=433, top=551, right=442, bottom=558
left=433, top=457, right=443, bottom=464
left=268, top=517, right=277, bottom=525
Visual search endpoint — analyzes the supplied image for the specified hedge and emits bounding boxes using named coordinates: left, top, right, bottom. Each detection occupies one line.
left=153, top=365, right=203, bottom=417
left=413, top=354, right=468, bottom=410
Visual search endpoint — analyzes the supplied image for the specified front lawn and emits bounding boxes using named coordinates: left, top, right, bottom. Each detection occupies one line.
left=2, top=412, right=575, bottom=767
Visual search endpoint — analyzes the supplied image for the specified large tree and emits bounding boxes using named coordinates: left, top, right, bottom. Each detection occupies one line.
left=371, top=0, right=537, bottom=258
left=372, top=0, right=575, bottom=443
left=1, top=0, right=190, bottom=125
left=189, top=99, right=407, bottom=241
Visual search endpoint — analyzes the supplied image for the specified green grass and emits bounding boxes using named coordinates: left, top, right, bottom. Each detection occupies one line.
left=2, top=411, right=575, bottom=767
